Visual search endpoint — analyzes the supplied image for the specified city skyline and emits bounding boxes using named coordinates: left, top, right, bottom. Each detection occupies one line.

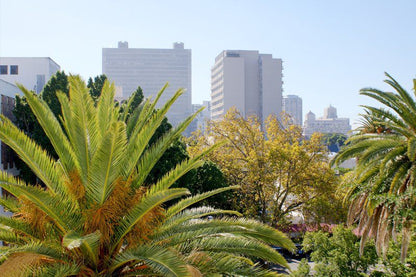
left=1, top=0, right=415, bottom=128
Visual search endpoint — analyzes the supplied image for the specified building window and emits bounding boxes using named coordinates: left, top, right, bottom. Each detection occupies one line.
left=10, top=65, right=18, bottom=75
left=0, top=65, right=7, bottom=75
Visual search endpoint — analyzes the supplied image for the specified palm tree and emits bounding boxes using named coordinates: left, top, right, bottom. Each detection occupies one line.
left=334, top=73, right=416, bottom=261
left=0, top=76, right=293, bottom=276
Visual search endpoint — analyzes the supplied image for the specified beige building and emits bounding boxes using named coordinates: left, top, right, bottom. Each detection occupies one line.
left=303, top=105, right=351, bottom=137
left=102, top=42, right=192, bottom=130
left=211, top=50, right=283, bottom=121
left=283, top=94, right=303, bottom=126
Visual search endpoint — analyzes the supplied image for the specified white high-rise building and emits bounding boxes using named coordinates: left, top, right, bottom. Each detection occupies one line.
left=211, top=50, right=283, bottom=121
left=283, top=95, right=303, bottom=126
left=102, top=42, right=192, bottom=129
left=0, top=57, right=60, bottom=94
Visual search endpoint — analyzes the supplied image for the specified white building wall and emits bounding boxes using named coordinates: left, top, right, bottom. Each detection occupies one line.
left=222, top=57, right=245, bottom=117
left=102, top=42, right=192, bottom=129
left=0, top=57, right=60, bottom=94
left=210, top=50, right=283, bottom=122
left=260, top=54, right=283, bottom=121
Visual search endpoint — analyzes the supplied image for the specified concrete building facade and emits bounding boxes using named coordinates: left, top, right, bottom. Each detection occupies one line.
left=0, top=57, right=60, bottom=94
left=189, top=100, right=211, bottom=134
left=102, top=42, right=192, bottom=129
left=283, top=94, right=303, bottom=126
left=210, top=50, right=283, bottom=121
left=303, top=105, right=351, bottom=137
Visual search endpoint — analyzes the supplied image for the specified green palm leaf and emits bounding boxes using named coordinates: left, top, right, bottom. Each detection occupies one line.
left=111, top=244, right=190, bottom=276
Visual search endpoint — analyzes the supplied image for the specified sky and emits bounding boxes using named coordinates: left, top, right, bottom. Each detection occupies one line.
left=1, top=0, right=415, bottom=127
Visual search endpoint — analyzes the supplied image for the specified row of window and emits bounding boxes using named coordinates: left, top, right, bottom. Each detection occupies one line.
left=0, top=65, right=18, bottom=75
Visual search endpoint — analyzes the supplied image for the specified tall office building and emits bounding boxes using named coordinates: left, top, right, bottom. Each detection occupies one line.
left=283, top=95, right=303, bottom=126
left=211, top=50, right=283, bottom=121
left=102, top=42, right=192, bottom=129
left=0, top=57, right=60, bottom=94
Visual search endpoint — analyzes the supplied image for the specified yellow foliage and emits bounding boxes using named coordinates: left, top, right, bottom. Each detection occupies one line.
left=187, top=109, right=340, bottom=225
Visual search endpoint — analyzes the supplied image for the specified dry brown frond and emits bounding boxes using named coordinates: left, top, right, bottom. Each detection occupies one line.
left=186, top=251, right=211, bottom=265
left=78, top=265, right=97, bottom=277
left=66, top=171, right=85, bottom=201
left=84, top=178, right=131, bottom=243
left=0, top=253, right=52, bottom=277
left=122, top=186, right=165, bottom=247
left=348, top=194, right=367, bottom=226
left=125, top=205, right=164, bottom=247
left=14, top=198, right=51, bottom=239
left=186, top=264, right=203, bottom=277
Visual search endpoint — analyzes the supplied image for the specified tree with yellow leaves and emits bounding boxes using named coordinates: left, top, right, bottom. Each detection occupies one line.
left=187, top=108, right=341, bottom=226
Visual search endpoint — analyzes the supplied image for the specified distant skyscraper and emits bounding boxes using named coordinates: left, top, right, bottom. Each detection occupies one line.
left=189, top=100, right=211, bottom=134
left=303, top=105, right=351, bottom=137
left=0, top=57, right=60, bottom=94
left=283, top=95, right=302, bottom=126
left=210, top=50, right=283, bottom=121
left=102, top=42, right=192, bottom=129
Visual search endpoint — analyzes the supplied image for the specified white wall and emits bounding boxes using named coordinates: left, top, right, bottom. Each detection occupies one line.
left=0, top=57, right=60, bottom=93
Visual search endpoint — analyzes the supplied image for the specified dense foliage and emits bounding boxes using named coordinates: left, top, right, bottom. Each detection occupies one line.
left=0, top=77, right=294, bottom=276
left=302, top=226, right=378, bottom=276
left=188, top=109, right=342, bottom=225
left=13, top=71, right=230, bottom=209
left=321, top=133, right=347, bottom=153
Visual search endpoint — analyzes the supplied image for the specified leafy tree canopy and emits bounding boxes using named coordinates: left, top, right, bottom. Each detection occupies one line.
left=321, top=133, right=348, bottom=152
left=303, top=226, right=378, bottom=277
left=187, top=109, right=341, bottom=225
left=0, top=76, right=294, bottom=276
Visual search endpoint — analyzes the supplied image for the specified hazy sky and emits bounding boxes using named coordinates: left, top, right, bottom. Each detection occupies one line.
left=1, top=0, right=415, bottom=126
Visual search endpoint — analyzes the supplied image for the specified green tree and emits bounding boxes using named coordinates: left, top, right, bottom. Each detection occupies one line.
left=87, top=74, right=107, bottom=102
left=179, top=161, right=232, bottom=209
left=290, top=258, right=311, bottom=277
left=0, top=77, right=294, bottom=276
left=303, top=226, right=378, bottom=276
left=334, top=73, right=416, bottom=260
left=321, top=133, right=348, bottom=152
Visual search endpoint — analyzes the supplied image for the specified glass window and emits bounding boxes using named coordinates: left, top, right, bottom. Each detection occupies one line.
left=0, top=65, right=7, bottom=75
left=10, top=65, right=18, bottom=75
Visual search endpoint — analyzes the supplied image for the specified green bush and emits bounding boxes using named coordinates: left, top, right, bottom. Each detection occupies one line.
left=302, top=226, right=378, bottom=276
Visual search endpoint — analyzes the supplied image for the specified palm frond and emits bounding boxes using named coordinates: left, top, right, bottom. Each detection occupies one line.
left=62, top=230, right=100, bottom=266
left=166, top=186, right=239, bottom=219
left=18, top=85, right=78, bottom=179
left=112, top=188, right=190, bottom=253
left=88, top=121, right=127, bottom=204
left=0, top=115, right=62, bottom=194
left=111, top=244, right=190, bottom=277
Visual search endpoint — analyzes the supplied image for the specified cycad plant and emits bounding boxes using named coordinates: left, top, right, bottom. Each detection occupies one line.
left=0, top=76, right=293, bottom=276
left=334, top=73, right=416, bottom=261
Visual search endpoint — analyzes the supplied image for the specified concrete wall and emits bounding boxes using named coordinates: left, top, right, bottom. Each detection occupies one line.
left=0, top=57, right=60, bottom=93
